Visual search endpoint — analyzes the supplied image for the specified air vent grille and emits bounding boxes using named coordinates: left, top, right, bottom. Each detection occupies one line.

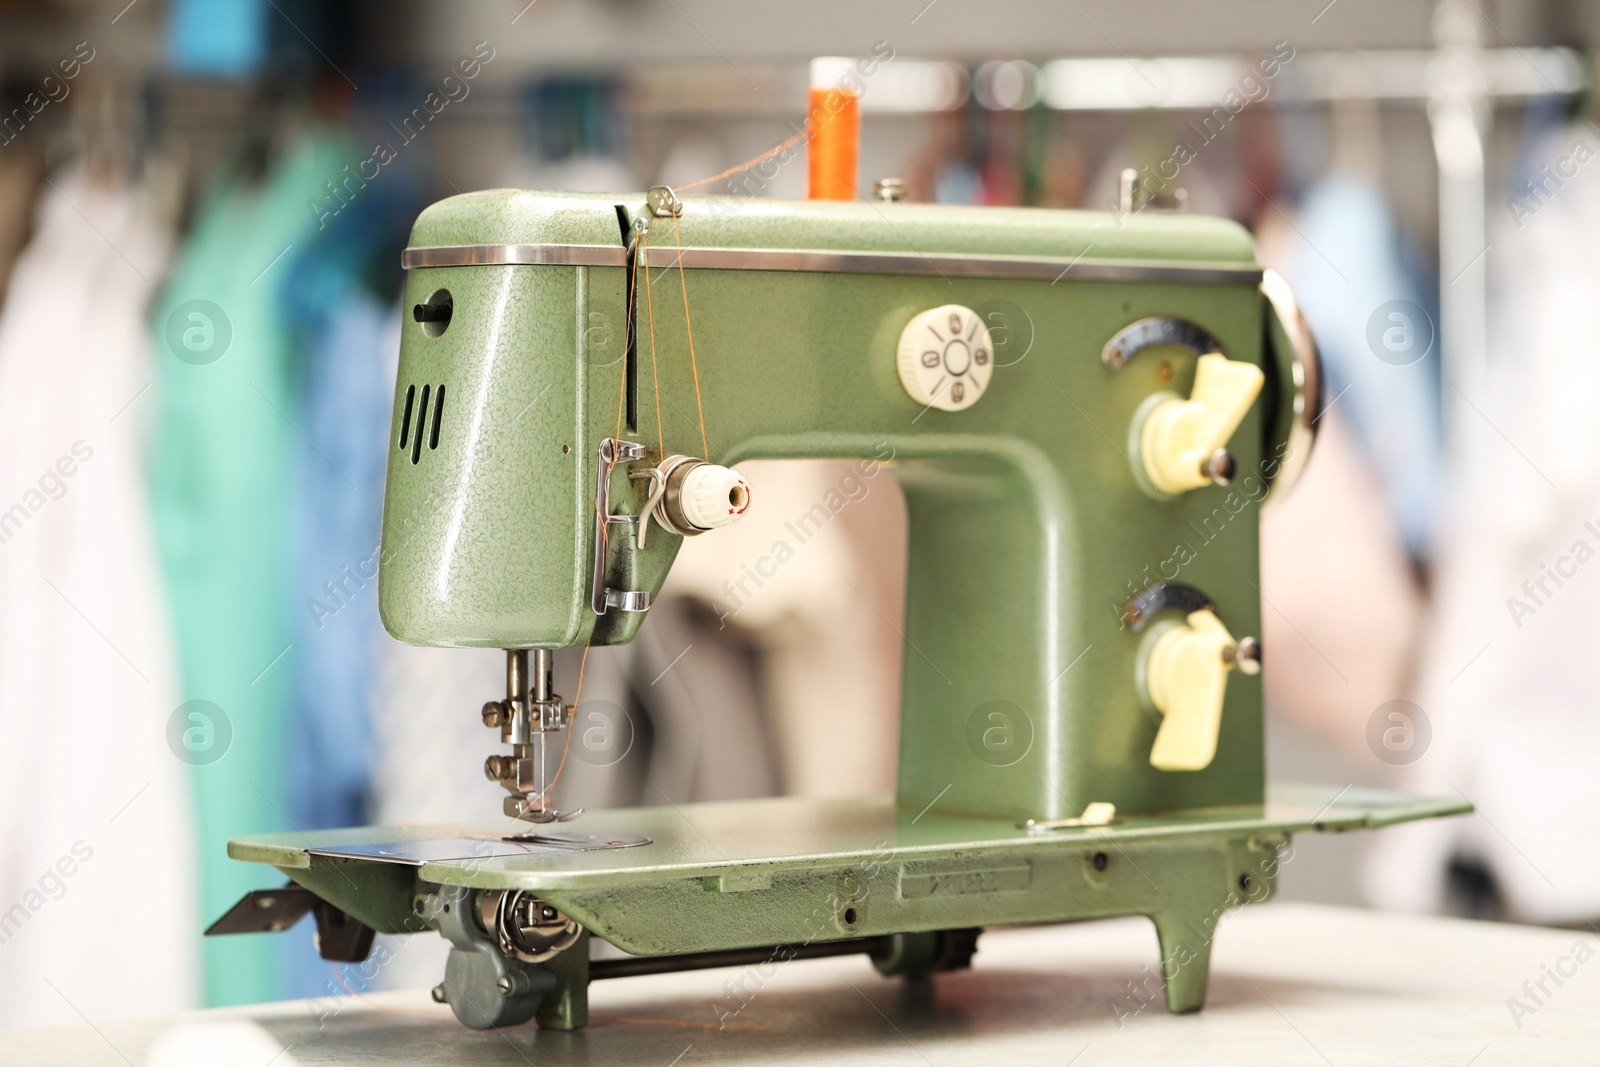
left=398, top=383, right=446, bottom=465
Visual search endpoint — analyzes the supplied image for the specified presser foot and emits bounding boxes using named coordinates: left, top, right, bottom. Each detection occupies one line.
left=504, top=795, right=585, bottom=824
left=483, top=648, right=579, bottom=824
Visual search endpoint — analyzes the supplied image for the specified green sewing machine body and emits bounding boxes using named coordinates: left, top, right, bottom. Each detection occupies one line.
left=385, top=190, right=1292, bottom=822
left=222, top=189, right=1467, bottom=1031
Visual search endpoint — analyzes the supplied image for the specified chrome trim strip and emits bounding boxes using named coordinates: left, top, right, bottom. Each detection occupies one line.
left=403, top=244, right=625, bottom=268
left=402, top=243, right=1262, bottom=284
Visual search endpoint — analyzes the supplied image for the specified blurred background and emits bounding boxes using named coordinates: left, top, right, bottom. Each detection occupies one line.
left=2, top=0, right=1599, bottom=1031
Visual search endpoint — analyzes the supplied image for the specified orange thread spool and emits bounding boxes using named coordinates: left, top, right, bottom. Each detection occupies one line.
left=808, top=57, right=860, bottom=200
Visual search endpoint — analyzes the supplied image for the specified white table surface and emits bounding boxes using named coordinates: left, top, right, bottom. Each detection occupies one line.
left=6, top=903, right=1597, bottom=1065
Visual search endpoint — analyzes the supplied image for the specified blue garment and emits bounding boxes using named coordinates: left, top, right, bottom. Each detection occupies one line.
left=276, top=130, right=418, bottom=998
left=289, top=289, right=396, bottom=835
left=1285, top=174, right=1443, bottom=559
left=167, top=0, right=267, bottom=77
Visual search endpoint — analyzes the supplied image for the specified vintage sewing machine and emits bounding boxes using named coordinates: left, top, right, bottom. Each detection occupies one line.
left=214, top=185, right=1467, bottom=1031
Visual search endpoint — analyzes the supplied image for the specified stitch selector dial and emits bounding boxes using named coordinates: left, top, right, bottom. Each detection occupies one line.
left=897, top=304, right=994, bottom=412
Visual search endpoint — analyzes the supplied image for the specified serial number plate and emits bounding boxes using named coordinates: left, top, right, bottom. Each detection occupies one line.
left=899, top=863, right=1032, bottom=898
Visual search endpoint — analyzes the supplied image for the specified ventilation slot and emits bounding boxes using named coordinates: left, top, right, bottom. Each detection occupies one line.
left=398, top=383, right=448, bottom=465
left=398, top=385, right=416, bottom=451
left=411, top=385, right=431, bottom=464
left=429, top=385, right=446, bottom=451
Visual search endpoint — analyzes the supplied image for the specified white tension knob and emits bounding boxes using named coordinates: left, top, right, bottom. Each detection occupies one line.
left=897, top=304, right=994, bottom=412
left=678, top=463, right=752, bottom=530
left=634, top=457, right=752, bottom=549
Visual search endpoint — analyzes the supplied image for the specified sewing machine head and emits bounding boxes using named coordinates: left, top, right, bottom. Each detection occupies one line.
left=378, top=187, right=1320, bottom=826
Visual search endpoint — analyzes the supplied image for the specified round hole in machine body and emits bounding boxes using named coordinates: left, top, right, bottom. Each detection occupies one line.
left=414, top=289, right=453, bottom=338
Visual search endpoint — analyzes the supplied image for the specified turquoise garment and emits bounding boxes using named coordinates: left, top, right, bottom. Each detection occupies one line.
left=149, top=134, right=356, bottom=1007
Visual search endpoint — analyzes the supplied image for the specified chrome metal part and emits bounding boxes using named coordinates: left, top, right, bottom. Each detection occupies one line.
left=1018, top=802, right=1119, bottom=833
left=647, top=185, right=684, bottom=218
left=629, top=464, right=670, bottom=549
left=1020, top=816, right=1112, bottom=833
left=660, top=457, right=709, bottom=534
left=531, top=649, right=564, bottom=731
left=204, top=883, right=376, bottom=962
left=591, top=438, right=652, bottom=616
left=603, top=589, right=651, bottom=612
left=1226, top=636, right=1263, bottom=676
left=481, top=649, right=577, bottom=824
left=874, top=177, right=907, bottom=201
left=402, top=242, right=1264, bottom=285
left=303, top=832, right=653, bottom=866
left=629, top=454, right=716, bottom=540
left=203, top=884, right=315, bottom=936
left=505, top=795, right=585, bottom=824
left=479, top=890, right=583, bottom=964
left=1202, top=447, right=1237, bottom=485
left=402, top=244, right=623, bottom=268
left=513, top=831, right=652, bottom=849
left=1259, top=268, right=1323, bottom=506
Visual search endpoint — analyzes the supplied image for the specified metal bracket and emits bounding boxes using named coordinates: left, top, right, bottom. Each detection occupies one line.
left=204, top=884, right=314, bottom=936
left=591, top=438, right=652, bottom=615
left=647, top=185, right=683, bottom=218
left=204, top=883, right=376, bottom=963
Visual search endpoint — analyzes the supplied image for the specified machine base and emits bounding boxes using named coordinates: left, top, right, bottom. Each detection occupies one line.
left=224, top=784, right=1467, bottom=1029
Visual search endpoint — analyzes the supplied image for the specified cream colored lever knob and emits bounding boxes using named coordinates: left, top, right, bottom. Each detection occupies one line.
left=1140, top=353, right=1264, bottom=494
left=1146, top=609, right=1254, bottom=771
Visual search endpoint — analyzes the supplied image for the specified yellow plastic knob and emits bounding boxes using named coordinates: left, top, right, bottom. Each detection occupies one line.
left=1139, top=353, right=1264, bottom=494
left=1146, top=609, right=1240, bottom=772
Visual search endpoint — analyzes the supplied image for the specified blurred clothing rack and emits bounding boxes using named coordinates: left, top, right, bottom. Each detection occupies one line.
left=598, top=48, right=1588, bottom=116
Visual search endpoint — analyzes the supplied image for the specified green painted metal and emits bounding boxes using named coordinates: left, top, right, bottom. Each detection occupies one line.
left=536, top=929, right=590, bottom=1031
left=223, top=189, right=1474, bottom=1027
left=379, top=190, right=1287, bottom=822
left=232, top=787, right=1468, bottom=1014
left=279, top=858, right=426, bottom=937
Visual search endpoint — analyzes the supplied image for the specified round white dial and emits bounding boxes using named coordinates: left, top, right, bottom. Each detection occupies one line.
left=897, top=304, right=994, bottom=412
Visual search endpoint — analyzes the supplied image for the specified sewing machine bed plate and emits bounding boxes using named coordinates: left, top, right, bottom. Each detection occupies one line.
left=231, top=785, right=1459, bottom=887
left=227, top=786, right=1465, bottom=957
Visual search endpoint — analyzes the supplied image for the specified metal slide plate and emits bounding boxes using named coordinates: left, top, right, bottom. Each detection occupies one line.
left=305, top=833, right=652, bottom=867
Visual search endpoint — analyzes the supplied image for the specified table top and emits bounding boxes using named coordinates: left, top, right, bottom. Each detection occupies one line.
left=7, top=903, right=1596, bottom=1065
